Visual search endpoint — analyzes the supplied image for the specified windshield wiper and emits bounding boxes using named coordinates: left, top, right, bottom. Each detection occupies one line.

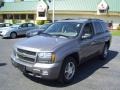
left=40, top=32, right=52, bottom=36
left=53, top=34, right=69, bottom=38
left=40, top=33, right=69, bottom=38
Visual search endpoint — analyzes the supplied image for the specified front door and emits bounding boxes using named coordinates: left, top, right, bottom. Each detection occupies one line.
left=79, top=22, right=96, bottom=63
left=17, top=23, right=28, bottom=35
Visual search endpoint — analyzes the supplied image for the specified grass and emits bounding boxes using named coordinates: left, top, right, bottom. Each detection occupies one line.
left=110, top=30, right=120, bottom=36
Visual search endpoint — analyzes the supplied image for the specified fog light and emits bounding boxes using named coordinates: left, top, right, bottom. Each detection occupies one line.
left=42, top=70, right=48, bottom=75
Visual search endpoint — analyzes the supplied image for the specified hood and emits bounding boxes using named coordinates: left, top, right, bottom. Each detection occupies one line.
left=15, top=35, right=70, bottom=52
left=0, top=27, right=13, bottom=31
left=27, top=29, right=42, bottom=34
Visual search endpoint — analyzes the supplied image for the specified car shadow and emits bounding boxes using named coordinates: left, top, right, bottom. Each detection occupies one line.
left=2, top=35, right=26, bottom=39
left=0, top=63, right=7, bottom=67
left=24, top=50, right=118, bottom=87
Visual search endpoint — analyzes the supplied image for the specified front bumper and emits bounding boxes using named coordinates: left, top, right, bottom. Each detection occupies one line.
left=11, top=55, right=62, bottom=80
left=0, top=32, right=10, bottom=38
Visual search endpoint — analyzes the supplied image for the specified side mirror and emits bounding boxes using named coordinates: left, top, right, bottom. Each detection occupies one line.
left=81, top=33, right=91, bottom=40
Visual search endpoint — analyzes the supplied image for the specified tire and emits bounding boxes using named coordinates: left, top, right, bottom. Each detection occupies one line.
left=59, top=56, right=76, bottom=84
left=10, top=32, right=17, bottom=39
left=100, top=44, right=109, bottom=60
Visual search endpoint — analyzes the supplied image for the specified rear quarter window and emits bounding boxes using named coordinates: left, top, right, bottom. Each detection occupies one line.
left=28, top=23, right=35, bottom=27
left=100, top=22, right=109, bottom=32
left=94, top=21, right=104, bottom=34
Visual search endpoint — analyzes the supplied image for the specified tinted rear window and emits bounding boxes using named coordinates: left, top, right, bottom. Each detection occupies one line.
left=100, top=21, right=109, bottom=32
left=94, top=21, right=104, bottom=34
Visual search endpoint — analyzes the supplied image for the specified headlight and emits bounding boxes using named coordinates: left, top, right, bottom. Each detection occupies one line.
left=37, top=52, right=56, bottom=63
left=31, top=32, right=38, bottom=35
left=1, top=30, right=8, bottom=35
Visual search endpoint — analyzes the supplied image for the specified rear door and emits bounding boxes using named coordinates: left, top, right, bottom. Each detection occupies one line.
left=93, top=21, right=105, bottom=53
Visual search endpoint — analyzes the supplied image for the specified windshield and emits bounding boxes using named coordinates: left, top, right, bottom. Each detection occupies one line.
left=39, top=23, right=52, bottom=30
left=11, top=24, right=20, bottom=28
left=44, top=22, right=82, bottom=38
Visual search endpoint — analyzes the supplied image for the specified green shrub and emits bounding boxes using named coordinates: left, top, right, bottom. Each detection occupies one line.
left=44, top=20, right=51, bottom=24
left=36, top=20, right=45, bottom=25
left=25, top=19, right=30, bottom=23
left=117, top=25, right=120, bottom=30
left=12, top=20, right=21, bottom=24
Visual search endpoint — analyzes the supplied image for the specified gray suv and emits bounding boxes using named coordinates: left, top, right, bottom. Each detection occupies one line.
left=11, top=19, right=111, bottom=83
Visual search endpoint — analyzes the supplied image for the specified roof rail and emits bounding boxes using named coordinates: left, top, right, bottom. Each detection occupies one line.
left=88, top=18, right=103, bottom=21
left=63, top=18, right=74, bottom=20
left=62, top=18, right=104, bottom=22
left=76, top=18, right=102, bottom=21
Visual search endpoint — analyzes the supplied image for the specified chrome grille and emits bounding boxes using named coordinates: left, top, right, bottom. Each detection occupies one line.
left=17, top=54, right=35, bottom=62
left=17, top=48, right=36, bottom=63
left=17, top=48, right=36, bottom=55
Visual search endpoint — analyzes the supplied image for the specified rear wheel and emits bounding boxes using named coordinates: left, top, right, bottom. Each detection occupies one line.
left=59, top=57, right=76, bottom=83
left=100, top=44, right=109, bottom=60
left=10, top=32, right=17, bottom=39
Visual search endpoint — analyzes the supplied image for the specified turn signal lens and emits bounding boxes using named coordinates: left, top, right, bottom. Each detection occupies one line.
left=51, top=53, right=56, bottom=63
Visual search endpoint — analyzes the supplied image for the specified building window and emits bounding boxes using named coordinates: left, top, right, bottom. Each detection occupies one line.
left=14, top=14, right=19, bottom=19
left=3, top=14, right=13, bottom=19
left=28, top=14, right=34, bottom=20
left=38, top=12, right=45, bottom=17
left=3, top=14, right=7, bottom=19
left=99, top=9, right=107, bottom=13
left=97, top=8, right=109, bottom=15
left=20, top=14, right=26, bottom=19
left=8, top=14, right=13, bottom=19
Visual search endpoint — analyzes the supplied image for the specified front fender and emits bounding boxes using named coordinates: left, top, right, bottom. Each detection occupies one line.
left=55, top=40, right=80, bottom=63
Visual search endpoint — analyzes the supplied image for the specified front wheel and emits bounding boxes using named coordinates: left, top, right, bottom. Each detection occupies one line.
left=59, top=57, right=76, bottom=83
left=10, top=32, right=17, bottom=39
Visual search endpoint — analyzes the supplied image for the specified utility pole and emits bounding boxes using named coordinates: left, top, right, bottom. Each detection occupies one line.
left=48, top=0, right=55, bottom=23
left=52, top=0, right=55, bottom=23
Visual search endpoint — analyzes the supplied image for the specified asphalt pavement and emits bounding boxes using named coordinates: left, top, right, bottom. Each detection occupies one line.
left=0, top=36, right=120, bottom=90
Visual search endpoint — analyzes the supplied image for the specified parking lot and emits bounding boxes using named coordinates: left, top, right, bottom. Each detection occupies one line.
left=0, top=36, right=120, bottom=90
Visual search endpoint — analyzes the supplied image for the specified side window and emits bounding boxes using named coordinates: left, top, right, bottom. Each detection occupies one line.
left=94, top=22, right=104, bottom=34
left=101, top=22, right=109, bottom=32
left=21, top=24, right=27, bottom=28
left=28, top=23, right=34, bottom=27
left=5, top=24, right=11, bottom=27
left=81, top=23, right=94, bottom=39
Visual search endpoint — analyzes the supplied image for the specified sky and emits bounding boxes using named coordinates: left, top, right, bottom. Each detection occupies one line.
left=3, top=0, right=38, bottom=2
left=4, top=0, right=14, bottom=2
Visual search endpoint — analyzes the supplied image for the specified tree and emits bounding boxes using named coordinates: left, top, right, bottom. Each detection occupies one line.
left=0, top=0, right=4, bottom=8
